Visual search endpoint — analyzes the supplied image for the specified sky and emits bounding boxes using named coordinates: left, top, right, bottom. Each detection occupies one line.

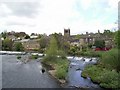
left=0, top=0, right=119, bottom=35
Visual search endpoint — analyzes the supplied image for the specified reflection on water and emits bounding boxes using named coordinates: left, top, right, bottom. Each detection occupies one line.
left=2, top=55, right=61, bottom=88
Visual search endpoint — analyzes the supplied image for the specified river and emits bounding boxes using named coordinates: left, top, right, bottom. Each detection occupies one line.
left=1, top=55, right=103, bottom=89
left=66, top=57, right=102, bottom=89
left=2, top=55, right=61, bottom=88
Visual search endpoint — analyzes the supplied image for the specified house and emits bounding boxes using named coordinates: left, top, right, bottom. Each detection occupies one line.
left=18, top=39, right=40, bottom=51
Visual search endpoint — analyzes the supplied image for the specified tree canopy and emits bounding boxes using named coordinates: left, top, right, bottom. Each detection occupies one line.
left=94, top=40, right=105, bottom=48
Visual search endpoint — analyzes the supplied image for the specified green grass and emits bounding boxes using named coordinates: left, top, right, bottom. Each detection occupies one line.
left=82, top=65, right=120, bottom=88
left=77, top=50, right=103, bottom=57
left=100, top=49, right=120, bottom=71
left=42, top=56, right=69, bottom=80
left=82, top=49, right=120, bottom=88
left=55, top=59, right=69, bottom=79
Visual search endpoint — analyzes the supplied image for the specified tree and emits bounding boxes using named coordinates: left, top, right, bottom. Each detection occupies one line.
left=94, top=40, right=105, bottom=49
left=2, top=38, right=13, bottom=51
left=24, top=34, right=30, bottom=39
left=47, top=36, right=58, bottom=56
left=114, top=30, right=120, bottom=49
left=39, top=36, right=48, bottom=53
left=43, top=36, right=58, bottom=61
left=1, top=31, right=7, bottom=39
left=51, top=33, right=63, bottom=50
left=39, top=37, right=48, bottom=49
left=13, top=42, right=24, bottom=51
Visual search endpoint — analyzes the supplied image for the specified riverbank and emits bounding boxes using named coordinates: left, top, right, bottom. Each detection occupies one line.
left=81, top=49, right=120, bottom=89
left=41, top=58, right=69, bottom=87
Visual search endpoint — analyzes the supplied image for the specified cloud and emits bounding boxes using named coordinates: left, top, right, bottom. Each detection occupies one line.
left=0, top=1, right=40, bottom=18
left=0, top=0, right=119, bottom=35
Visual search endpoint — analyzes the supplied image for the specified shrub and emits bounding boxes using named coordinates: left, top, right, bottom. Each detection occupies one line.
left=30, top=55, right=39, bottom=59
left=82, top=65, right=120, bottom=88
left=55, top=59, right=69, bottom=79
left=100, top=49, right=120, bottom=72
left=57, top=50, right=66, bottom=59
left=17, top=56, right=21, bottom=59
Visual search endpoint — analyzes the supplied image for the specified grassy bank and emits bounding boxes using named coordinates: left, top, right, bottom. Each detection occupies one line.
left=82, top=49, right=120, bottom=88
left=82, top=65, right=120, bottom=88
left=42, top=56, right=69, bottom=80
left=78, top=51, right=103, bottom=57
left=68, top=49, right=103, bottom=57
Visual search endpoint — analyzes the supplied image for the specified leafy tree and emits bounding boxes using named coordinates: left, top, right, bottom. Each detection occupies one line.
left=13, top=42, right=24, bottom=51
left=39, top=36, right=48, bottom=53
left=114, top=30, right=120, bottom=49
left=39, top=37, right=48, bottom=49
left=51, top=33, right=63, bottom=50
left=47, top=36, right=58, bottom=56
left=94, top=40, right=105, bottom=49
left=2, top=38, right=13, bottom=51
left=43, top=36, right=58, bottom=61
left=103, top=30, right=114, bottom=37
left=1, top=31, right=7, bottom=39
left=75, top=34, right=80, bottom=39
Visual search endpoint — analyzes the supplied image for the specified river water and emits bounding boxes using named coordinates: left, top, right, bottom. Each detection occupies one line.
left=66, top=57, right=102, bottom=89
left=2, top=55, right=61, bottom=88
left=1, top=55, right=103, bottom=89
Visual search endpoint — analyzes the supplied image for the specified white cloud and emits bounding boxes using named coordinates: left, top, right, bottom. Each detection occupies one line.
left=0, top=0, right=118, bottom=35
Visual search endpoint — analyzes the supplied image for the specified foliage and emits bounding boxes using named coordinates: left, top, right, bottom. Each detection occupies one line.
left=39, top=36, right=48, bottom=49
left=2, top=38, right=13, bottom=51
left=82, top=65, right=120, bottom=88
left=94, top=40, right=105, bottom=49
left=30, top=55, right=39, bottom=59
left=68, top=45, right=80, bottom=56
left=57, top=50, right=66, bottom=59
left=13, top=42, right=24, bottom=51
left=24, top=34, right=30, bottom=39
left=1, top=31, right=7, bottom=39
left=82, top=48, right=120, bottom=88
left=43, top=36, right=58, bottom=62
left=39, top=36, right=48, bottom=53
left=51, top=33, right=63, bottom=50
left=42, top=35, right=69, bottom=80
left=79, top=50, right=103, bottom=57
left=55, top=59, right=69, bottom=79
left=75, top=34, right=81, bottom=39
left=100, top=49, right=120, bottom=72
left=114, top=30, right=120, bottom=49
left=17, top=56, right=21, bottom=59
left=103, top=30, right=114, bottom=37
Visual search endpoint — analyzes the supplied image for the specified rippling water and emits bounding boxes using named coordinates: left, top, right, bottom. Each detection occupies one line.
left=66, top=57, right=101, bottom=88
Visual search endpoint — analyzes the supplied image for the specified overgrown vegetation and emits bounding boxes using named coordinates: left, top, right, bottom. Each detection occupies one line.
left=42, top=35, right=69, bottom=80
left=30, top=55, right=39, bottom=59
left=17, top=56, right=21, bottom=59
left=13, top=42, right=24, bottom=51
left=82, top=49, right=120, bottom=88
left=82, top=65, right=120, bottom=88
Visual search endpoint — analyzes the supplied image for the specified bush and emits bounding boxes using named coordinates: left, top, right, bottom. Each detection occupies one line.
left=78, top=50, right=103, bottom=57
left=82, top=65, right=120, bottom=88
left=17, top=56, right=21, bottom=59
left=57, top=50, right=66, bottom=59
left=55, top=59, right=69, bottom=79
left=100, top=49, right=120, bottom=72
left=30, top=55, right=39, bottom=59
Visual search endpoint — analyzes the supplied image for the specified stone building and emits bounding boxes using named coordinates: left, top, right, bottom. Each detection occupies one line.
left=64, top=28, right=70, bottom=37
left=19, top=39, right=40, bottom=51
